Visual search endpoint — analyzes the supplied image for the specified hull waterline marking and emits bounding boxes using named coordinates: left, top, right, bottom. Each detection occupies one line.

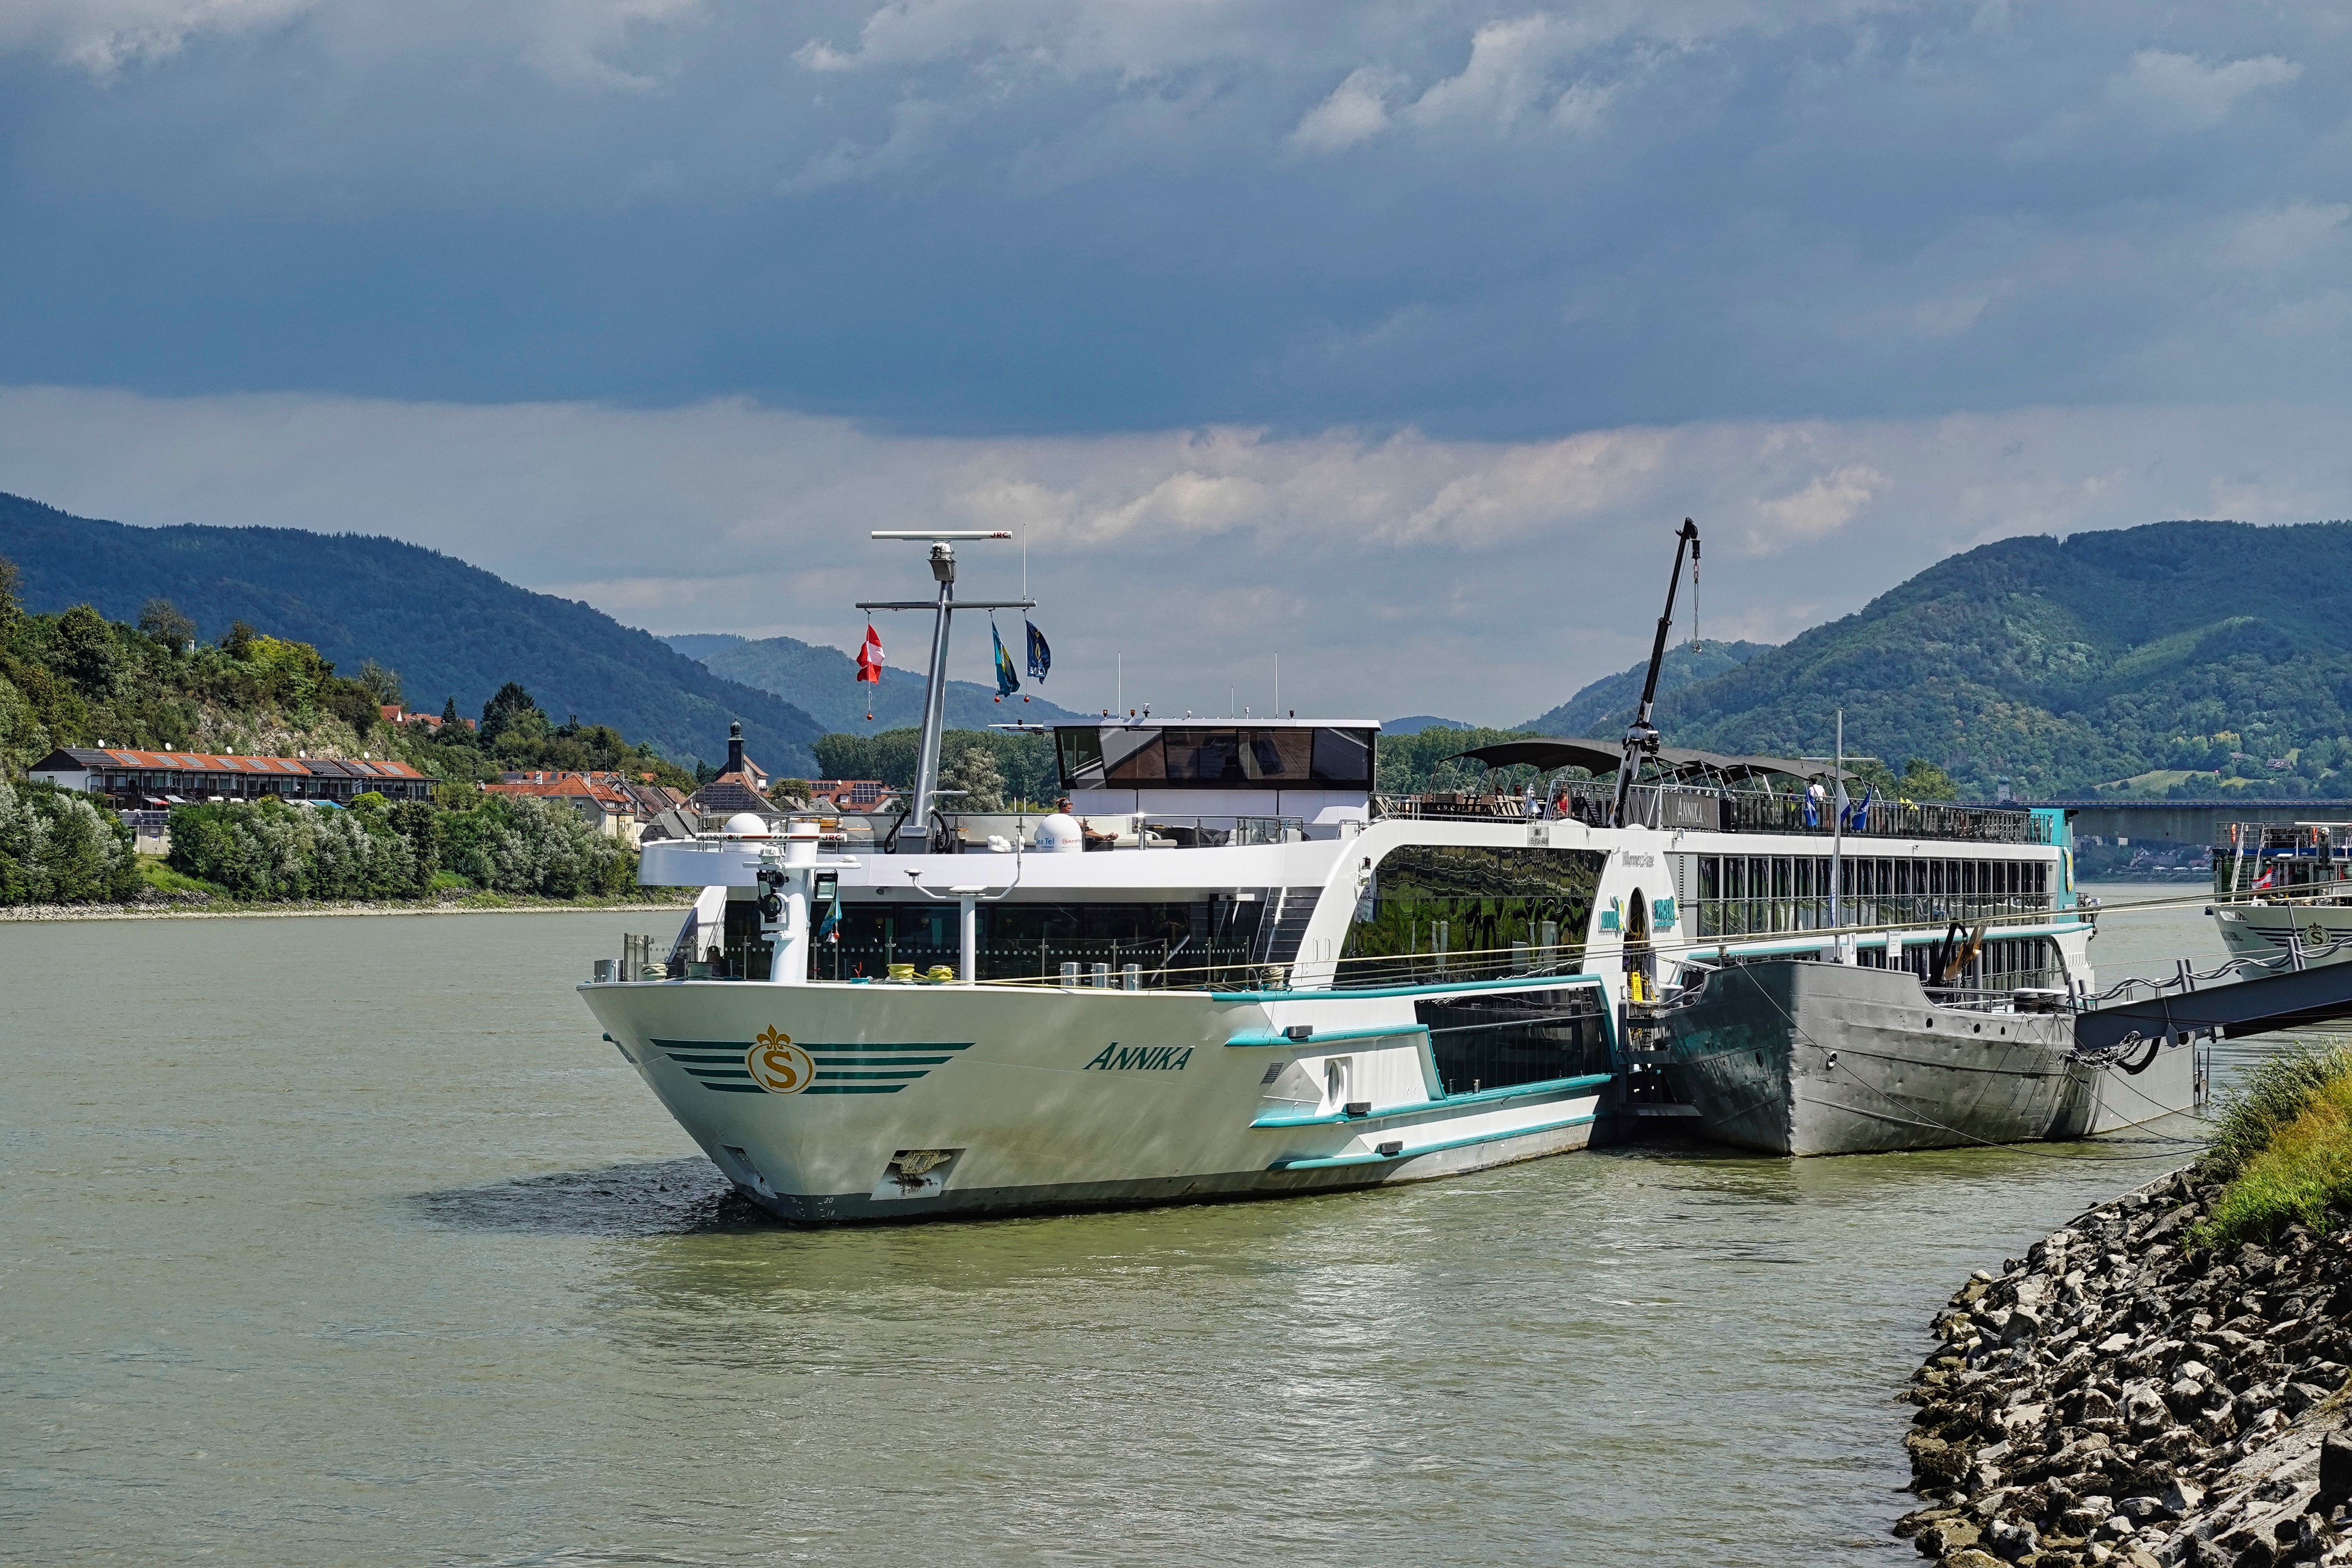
left=651, top=1035, right=975, bottom=1094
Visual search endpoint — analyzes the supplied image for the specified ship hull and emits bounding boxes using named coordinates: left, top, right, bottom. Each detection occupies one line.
left=2215, top=902, right=2352, bottom=969
left=1661, top=960, right=2197, bottom=1156
left=580, top=977, right=1604, bottom=1223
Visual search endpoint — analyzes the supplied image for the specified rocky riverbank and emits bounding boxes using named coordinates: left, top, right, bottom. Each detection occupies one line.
left=1899, top=1167, right=2352, bottom=1567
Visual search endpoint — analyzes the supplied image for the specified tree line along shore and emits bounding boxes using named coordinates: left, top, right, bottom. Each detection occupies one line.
left=3, top=552, right=1970, bottom=911
left=1902, top=1047, right=2352, bottom=1568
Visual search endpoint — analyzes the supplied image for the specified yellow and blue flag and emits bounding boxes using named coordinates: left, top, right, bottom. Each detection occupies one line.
left=992, top=620, right=1020, bottom=698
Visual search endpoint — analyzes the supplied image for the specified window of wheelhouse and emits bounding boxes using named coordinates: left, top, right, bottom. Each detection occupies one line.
left=1054, top=726, right=1376, bottom=790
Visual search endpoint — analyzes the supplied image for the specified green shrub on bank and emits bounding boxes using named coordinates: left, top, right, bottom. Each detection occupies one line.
left=2199, top=1044, right=2352, bottom=1184
left=2191, top=1042, right=2352, bottom=1248
left=0, top=780, right=140, bottom=903
left=166, top=792, right=634, bottom=902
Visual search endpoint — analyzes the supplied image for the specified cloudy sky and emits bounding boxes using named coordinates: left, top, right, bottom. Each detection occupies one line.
left=2, top=1, right=2346, bottom=723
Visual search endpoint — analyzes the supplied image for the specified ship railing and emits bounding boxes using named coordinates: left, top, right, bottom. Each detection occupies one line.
left=2081, top=934, right=2352, bottom=1005
left=921, top=811, right=1308, bottom=851
left=958, top=939, right=1605, bottom=992
left=1378, top=783, right=2049, bottom=843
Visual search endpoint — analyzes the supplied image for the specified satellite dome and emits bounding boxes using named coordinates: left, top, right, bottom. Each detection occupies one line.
left=1035, top=813, right=1084, bottom=853
left=722, top=812, right=773, bottom=838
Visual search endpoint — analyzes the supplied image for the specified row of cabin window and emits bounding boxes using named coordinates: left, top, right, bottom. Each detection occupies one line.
left=99, top=772, right=424, bottom=799
left=1693, top=854, right=2052, bottom=937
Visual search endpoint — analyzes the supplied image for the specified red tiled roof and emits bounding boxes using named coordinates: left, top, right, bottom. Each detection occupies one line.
left=70, top=749, right=426, bottom=779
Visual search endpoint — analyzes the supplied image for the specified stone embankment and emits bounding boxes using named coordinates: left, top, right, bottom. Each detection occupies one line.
left=1900, top=1168, right=2352, bottom=1568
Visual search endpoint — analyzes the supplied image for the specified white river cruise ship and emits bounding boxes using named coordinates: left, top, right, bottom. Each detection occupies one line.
left=576, top=532, right=2105, bottom=1221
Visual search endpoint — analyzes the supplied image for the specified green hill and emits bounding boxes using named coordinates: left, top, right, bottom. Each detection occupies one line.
left=1635, top=521, right=2352, bottom=798
left=0, top=492, right=822, bottom=773
left=671, top=632, right=1091, bottom=732
left=1520, top=640, right=1774, bottom=736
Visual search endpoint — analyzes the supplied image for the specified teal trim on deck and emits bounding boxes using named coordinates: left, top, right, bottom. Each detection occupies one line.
left=1267, top=1109, right=1599, bottom=1170
left=1249, top=1072, right=1613, bottom=1128
left=1688, top=920, right=2092, bottom=961
left=1224, top=1024, right=1431, bottom=1049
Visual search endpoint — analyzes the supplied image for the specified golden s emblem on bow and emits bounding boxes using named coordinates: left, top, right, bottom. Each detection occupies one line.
left=746, top=1027, right=816, bottom=1094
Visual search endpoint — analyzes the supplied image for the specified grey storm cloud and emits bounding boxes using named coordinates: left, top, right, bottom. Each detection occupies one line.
left=1, top=3, right=2347, bottom=726
left=0, top=0, right=2344, bottom=436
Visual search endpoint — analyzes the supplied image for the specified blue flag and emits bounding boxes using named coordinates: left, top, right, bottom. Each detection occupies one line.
left=992, top=620, right=1020, bottom=697
left=1026, top=619, right=1051, bottom=683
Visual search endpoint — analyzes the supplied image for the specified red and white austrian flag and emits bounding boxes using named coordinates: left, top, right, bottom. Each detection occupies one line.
left=856, top=622, right=885, bottom=684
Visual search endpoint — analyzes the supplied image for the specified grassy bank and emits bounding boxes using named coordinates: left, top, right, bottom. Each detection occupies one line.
left=2192, top=1043, right=2352, bottom=1249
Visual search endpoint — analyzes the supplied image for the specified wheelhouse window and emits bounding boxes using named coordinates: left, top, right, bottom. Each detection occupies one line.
left=1054, top=725, right=1377, bottom=791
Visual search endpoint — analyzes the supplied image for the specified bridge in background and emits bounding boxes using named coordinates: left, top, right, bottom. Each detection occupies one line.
left=1971, top=799, right=2352, bottom=845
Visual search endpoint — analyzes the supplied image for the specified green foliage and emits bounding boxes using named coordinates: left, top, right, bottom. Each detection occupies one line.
left=2199, top=1043, right=2352, bottom=1186
left=0, top=491, right=821, bottom=772
left=355, top=659, right=402, bottom=707
left=166, top=792, right=633, bottom=901
left=1900, top=758, right=1960, bottom=801
left=940, top=744, right=1006, bottom=810
left=2190, top=1043, right=2352, bottom=1249
left=1375, top=726, right=1555, bottom=796
left=0, top=781, right=140, bottom=903
left=1633, top=521, right=2352, bottom=798
left=0, top=554, right=19, bottom=632
left=138, top=598, right=196, bottom=650
left=814, top=726, right=1057, bottom=805
left=1522, top=640, right=1774, bottom=735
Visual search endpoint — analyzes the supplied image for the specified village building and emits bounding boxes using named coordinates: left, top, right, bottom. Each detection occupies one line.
left=28, top=746, right=432, bottom=806
left=683, top=722, right=781, bottom=827
left=805, top=778, right=890, bottom=811
left=481, top=770, right=686, bottom=845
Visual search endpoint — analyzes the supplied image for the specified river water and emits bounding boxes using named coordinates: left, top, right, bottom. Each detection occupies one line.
left=0, top=885, right=2298, bottom=1565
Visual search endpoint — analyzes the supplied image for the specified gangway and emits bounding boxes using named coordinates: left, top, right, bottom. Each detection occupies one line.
left=2073, top=937, right=2352, bottom=1052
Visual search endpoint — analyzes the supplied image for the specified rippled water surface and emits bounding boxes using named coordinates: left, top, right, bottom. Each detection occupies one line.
left=0, top=889, right=2297, bottom=1565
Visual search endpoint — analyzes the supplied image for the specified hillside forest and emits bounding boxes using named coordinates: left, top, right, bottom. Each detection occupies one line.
left=0, top=560, right=686, bottom=905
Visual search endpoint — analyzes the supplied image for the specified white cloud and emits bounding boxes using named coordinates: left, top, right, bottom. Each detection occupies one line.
left=2216, top=202, right=2351, bottom=273
left=2108, top=48, right=2300, bottom=135
left=0, top=0, right=315, bottom=75
left=1290, top=66, right=1398, bottom=153
left=7, top=386, right=2351, bottom=724
left=1754, top=464, right=1884, bottom=550
left=2013, top=47, right=2303, bottom=156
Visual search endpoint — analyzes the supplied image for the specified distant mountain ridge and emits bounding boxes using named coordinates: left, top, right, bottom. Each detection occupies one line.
left=0, top=491, right=823, bottom=773
left=670, top=632, right=1091, bottom=732
left=1520, top=640, right=1775, bottom=736
left=1638, top=520, right=2352, bottom=798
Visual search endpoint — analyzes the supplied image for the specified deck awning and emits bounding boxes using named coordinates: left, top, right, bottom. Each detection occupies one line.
left=1443, top=738, right=1856, bottom=782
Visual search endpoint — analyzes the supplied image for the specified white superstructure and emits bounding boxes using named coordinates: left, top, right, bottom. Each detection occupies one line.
left=580, top=714, right=2096, bottom=1222
left=576, top=524, right=2094, bottom=1221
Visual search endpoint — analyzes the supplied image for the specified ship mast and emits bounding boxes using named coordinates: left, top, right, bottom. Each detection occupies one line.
left=1613, top=519, right=1701, bottom=829
left=859, top=530, right=1033, bottom=852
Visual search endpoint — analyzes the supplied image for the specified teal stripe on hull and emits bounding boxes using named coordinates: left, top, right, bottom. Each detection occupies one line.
left=1268, top=1110, right=1598, bottom=1170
